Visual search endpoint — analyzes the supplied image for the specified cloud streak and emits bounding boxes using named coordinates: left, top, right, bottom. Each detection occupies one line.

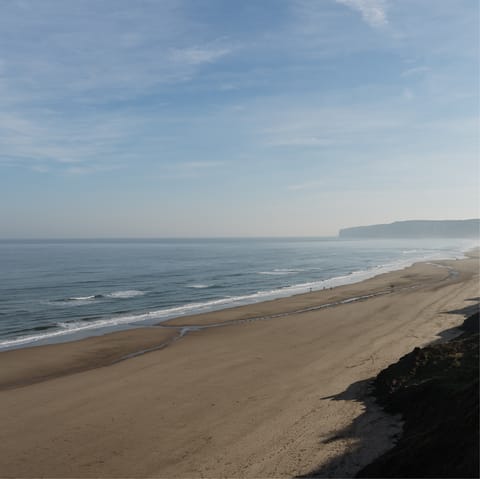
left=169, top=45, right=233, bottom=66
left=401, top=66, right=431, bottom=77
left=267, top=136, right=332, bottom=147
left=0, top=1, right=236, bottom=172
left=181, top=161, right=225, bottom=169
left=0, top=109, right=140, bottom=172
left=335, top=0, right=388, bottom=28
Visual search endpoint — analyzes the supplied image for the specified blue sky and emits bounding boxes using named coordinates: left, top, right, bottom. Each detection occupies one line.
left=1, top=0, right=478, bottom=237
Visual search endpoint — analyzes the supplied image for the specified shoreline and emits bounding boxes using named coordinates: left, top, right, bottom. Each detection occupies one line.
left=1, top=246, right=474, bottom=351
left=0, top=256, right=468, bottom=391
left=0, top=251, right=478, bottom=477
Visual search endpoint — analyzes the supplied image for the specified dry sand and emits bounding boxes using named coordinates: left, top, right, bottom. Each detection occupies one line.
left=0, top=253, right=478, bottom=478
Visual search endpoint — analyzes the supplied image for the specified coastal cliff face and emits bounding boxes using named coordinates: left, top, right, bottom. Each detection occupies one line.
left=339, top=219, right=480, bottom=239
left=357, top=312, right=479, bottom=478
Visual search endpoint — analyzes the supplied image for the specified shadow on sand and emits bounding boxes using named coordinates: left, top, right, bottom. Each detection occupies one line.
left=296, top=378, right=402, bottom=478
left=434, top=297, right=480, bottom=343
left=296, top=298, right=479, bottom=479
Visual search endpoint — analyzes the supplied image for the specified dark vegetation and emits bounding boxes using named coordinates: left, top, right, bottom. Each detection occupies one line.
left=356, top=311, right=479, bottom=478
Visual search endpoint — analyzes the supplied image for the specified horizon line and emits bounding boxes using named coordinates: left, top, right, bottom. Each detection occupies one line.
left=0, top=235, right=341, bottom=241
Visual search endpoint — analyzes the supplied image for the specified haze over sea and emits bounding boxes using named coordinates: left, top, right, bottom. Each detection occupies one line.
left=1, top=237, right=477, bottom=350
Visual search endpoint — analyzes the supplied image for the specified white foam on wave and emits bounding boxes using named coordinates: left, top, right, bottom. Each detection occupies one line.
left=258, top=269, right=302, bottom=276
left=50, top=290, right=146, bottom=305
left=187, top=284, right=212, bottom=289
left=1, top=245, right=472, bottom=351
left=48, top=295, right=99, bottom=306
left=106, top=290, right=145, bottom=299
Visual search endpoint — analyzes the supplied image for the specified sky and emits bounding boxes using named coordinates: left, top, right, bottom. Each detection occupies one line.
left=0, top=0, right=478, bottom=238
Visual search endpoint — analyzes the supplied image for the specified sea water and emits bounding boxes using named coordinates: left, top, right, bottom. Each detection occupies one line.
left=0, top=237, right=477, bottom=350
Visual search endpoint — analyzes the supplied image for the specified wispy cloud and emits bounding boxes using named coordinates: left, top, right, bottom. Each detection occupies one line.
left=181, top=161, right=225, bottom=169
left=0, top=1, right=236, bottom=174
left=401, top=66, right=430, bottom=77
left=335, top=0, right=388, bottom=28
left=261, top=102, right=405, bottom=149
left=169, top=45, right=232, bottom=66
left=1, top=0, right=478, bottom=237
left=64, top=164, right=123, bottom=176
left=267, top=136, right=332, bottom=147
left=0, top=109, right=139, bottom=172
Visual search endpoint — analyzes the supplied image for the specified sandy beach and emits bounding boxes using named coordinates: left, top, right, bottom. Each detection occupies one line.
left=0, top=253, right=478, bottom=478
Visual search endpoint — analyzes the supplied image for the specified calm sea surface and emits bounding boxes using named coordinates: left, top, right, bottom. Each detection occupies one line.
left=0, top=237, right=476, bottom=350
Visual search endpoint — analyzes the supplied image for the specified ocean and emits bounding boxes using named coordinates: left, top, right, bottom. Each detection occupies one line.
left=0, top=237, right=477, bottom=350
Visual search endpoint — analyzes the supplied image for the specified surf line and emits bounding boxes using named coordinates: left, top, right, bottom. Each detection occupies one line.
left=115, top=289, right=394, bottom=364
left=116, top=261, right=458, bottom=363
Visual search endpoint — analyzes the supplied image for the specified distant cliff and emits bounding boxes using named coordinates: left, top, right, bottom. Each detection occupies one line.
left=339, top=219, right=480, bottom=239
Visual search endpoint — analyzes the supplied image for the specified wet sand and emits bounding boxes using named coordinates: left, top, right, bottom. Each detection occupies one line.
left=0, top=253, right=478, bottom=478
